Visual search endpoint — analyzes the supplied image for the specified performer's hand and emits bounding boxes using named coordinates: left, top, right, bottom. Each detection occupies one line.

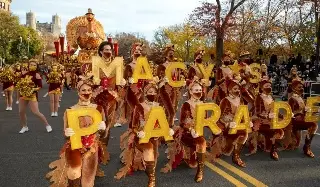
left=305, top=107, right=311, bottom=112
left=169, top=128, right=174, bottom=136
left=249, top=121, right=253, bottom=128
left=64, top=128, right=75, bottom=137
left=98, top=121, right=106, bottom=131
left=163, top=77, right=169, bottom=83
left=268, top=113, right=275, bottom=119
left=240, top=80, right=246, bottom=86
left=190, top=129, right=199, bottom=138
left=229, top=122, right=237, bottom=128
left=137, top=131, right=145, bottom=138
left=128, top=77, right=134, bottom=84
left=120, top=78, right=126, bottom=86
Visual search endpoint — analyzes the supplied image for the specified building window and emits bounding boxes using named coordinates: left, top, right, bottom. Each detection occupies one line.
left=8, top=5, right=10, bottom=11
left=0, top=2, right=5, bottom=9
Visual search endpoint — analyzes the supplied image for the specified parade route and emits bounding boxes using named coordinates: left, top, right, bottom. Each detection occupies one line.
left=1, top=84, right=320, bottom=187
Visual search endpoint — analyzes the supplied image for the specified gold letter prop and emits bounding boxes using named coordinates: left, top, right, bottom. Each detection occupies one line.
left=67, top=108, right=102, bottom=150
left=131, top=56, right=153, bottom=83
left=139, top=106, right=174, bottom=144
left=305, top=96, right=320, bottom=122
left=165, top=62, right=186, bottom=87
left=229, top=105, right=252, bottom=134
left=194, top=103, right=222, bottom=136
left=92, top=56, right=124, bottom=85
left=249, top=63, right=261, bottom=83
left=271, top=101, right=293, bottom=129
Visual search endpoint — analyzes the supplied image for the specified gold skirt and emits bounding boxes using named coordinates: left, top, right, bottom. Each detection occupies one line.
left=49, top=88, right=61, bottom=95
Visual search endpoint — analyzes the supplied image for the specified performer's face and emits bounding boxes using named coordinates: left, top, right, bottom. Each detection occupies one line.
left=291, top=69, right=297, bottom=75
left=195, top=53, right=203, bottom=63
left=145, top=87, right=157, bottom=102
left=79, top=84, right=92, bottom=102
left=261, top=65, right=267, bottom=72
left=100, top=45, right=112, bottom=59
left=295, top=84, right=304, bottom=95
left=191, top=84, right=203, bottom=99
left=230, top=85, right=240, bottom=97
left=168, top=50, right=174, bottom=60
left=263, top=83, right=272, bottom=94
left=223, top=56, right=231, bottom=65
left=86, top=14, right=94, bottom=22
left=134, top=46, right=142, bottom=58
left=29, top=62, right=37, bottom=71
left=16, top=65, right=21, bottom=71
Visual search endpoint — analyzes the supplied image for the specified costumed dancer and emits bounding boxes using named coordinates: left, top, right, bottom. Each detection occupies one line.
left=121, top=42, right=145, bottom=127
left=261, top=63, right=268, bottom=79
left=92, top=41, right=126, bottom=163
left=211, top=54, right=234, bottom=104
left=254, top=78, right=284, bottom=160
left=287, top=65, right=300, bottom=99
left=210, top=79, right=250, bottom=167
left=161, top=81, right=207, bottom=183
left=16, top=59, right=52, bottom=134
left=156, top=44, right=177, bottom=127
left=14, top=63, right=23, bottom=104
left=115, top=81, right=171, bottom=187
left=46, top=75, right=109, bottom=187
left=286, top=79, right=317, bottom=157
left=0, top=65, right=15, bottom=111
left=47, top=63, right=63, bottom=117
left=187, top=48, right=211, bottom=100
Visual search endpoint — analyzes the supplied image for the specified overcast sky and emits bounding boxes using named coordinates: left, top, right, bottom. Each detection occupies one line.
left=11, top=0, right=202, bottom=41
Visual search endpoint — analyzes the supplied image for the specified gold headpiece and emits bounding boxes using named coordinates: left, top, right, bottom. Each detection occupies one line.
left=188, top=80, right=203, bottom=91
left=77, top=74, right=94, bottom=90
left=240, top=51, right=251, bottom=57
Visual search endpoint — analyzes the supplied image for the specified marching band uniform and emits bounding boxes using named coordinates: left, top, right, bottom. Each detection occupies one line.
left=46, top=76, right=108, bottom=187
left=288, top=80, right=317, bottom=157
left=254, top=79, right=284, bottom=160
left=161, top=81, right=206, bottom=183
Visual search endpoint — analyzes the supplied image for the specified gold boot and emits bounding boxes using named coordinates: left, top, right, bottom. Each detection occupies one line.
left=303, top=135, right=315, bottom=158
left=145, top=161, right=156, bottom=187
left=68, top=177, right=81, bottom=187
left=194, top=152, right=205, bottom=183
left=232, top=143, right=246, bottom=167
left=270, top=144, right=279, bottom=161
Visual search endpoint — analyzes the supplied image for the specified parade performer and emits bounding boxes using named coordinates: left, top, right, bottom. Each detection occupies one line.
left=92, top=41, right=126, bottom=162
left=0, top=65, right=15, bottom=111
left=47, top=63, right=63, bottom=117
left=187, top=48, right=211, bottom=100
left=254, top=78, right=284, bottom=160
left=121, top=42, right=145, bottom=126
left=261, top=63, right=268, bottom=79
left=46, top=75, right=109, bottom=187
left=287, top=65, right=300, bottom=99
left=161, top=80, right=206, bottom=183
left=211, top=54, right=234, bottom=104
left=214, top=79, right=250, bottom=167
left=287, top=79, right=317, bottom=157
left=14, top=63, right=22, bottom=104
left=156, top=44, right=178, bottom=127
left=16, top=59, right=52, bottom=134
left=115, top=81, right=171, bottom=187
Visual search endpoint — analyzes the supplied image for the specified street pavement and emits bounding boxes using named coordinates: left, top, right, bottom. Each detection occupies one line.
left=0, top=83, right=320, bottom=187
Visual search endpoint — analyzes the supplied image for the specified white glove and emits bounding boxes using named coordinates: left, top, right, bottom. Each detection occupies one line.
left=137, top=131, right=145, bottom=139
left=120, top=78, right=126, bottom=86
left=163, top=77, right=169, bottom=83
left=169, top=128, right=174, bottom=136
left=128, top=77, right=134, bottom=84
left=194, top=76, right=199, bottom=81
left=98, top=121, right=106, bottom=131
left=229, top=122, right=237, bottom=128
left=269, top=113, right=275, bottom=119
left=305, top=107, right=311, bottom=112
left=249, top=121, right=253, bottom=128
left=190, top=129, right=199, bottom=138
left=241, top=80, right=246, bottom=86
left=64, top=128, right=75, bottom=137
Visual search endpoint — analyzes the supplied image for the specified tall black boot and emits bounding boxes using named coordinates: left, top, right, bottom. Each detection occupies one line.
left=195, top=152, right=205, bottom=183
left=232, top=143, right=246, bottom=167
left=303, top=134, right=315, bottom=158
left=270, top=144, right=279, bottom=161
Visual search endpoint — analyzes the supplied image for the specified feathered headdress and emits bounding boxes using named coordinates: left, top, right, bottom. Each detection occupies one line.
left=292, top=79, right=304, bottom=89
left=188, top=79, right=203, bottom=92
left=131, top=42, right=144, bottom=56
left=144, top=78, right=159, bottom=94
left=76, top=73, right=94, bottom=90
left=259, top=77, right=272, bottom=87
left=163, top=44, right=175, bottom=56
left=194, top=47, right=205, bottom=59
left=225, top=78, right=240, bottom=90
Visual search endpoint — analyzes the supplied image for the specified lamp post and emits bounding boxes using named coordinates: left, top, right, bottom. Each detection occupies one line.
left=27, top=35, right=31, bottom=56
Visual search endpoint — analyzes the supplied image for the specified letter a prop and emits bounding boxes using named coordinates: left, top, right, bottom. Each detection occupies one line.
left=131, top=56, right=153, bottom=83
left=305, top=96, right=320, bottom=122
left=67, top=108, right=102, bottom=150
left=139, top=106, right=173, bottom=144
left=229, top=105, right=252, bottom=134
left=271, top=101, right=293, bottom=129
left=195, top=103, right=222, bottom=136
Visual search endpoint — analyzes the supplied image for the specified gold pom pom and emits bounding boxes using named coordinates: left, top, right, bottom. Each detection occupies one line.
left=16, top=76, right=35, bottom=97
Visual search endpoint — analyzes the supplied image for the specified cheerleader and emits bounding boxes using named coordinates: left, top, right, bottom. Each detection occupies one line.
left=47, top=63, right=63, bottom=117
